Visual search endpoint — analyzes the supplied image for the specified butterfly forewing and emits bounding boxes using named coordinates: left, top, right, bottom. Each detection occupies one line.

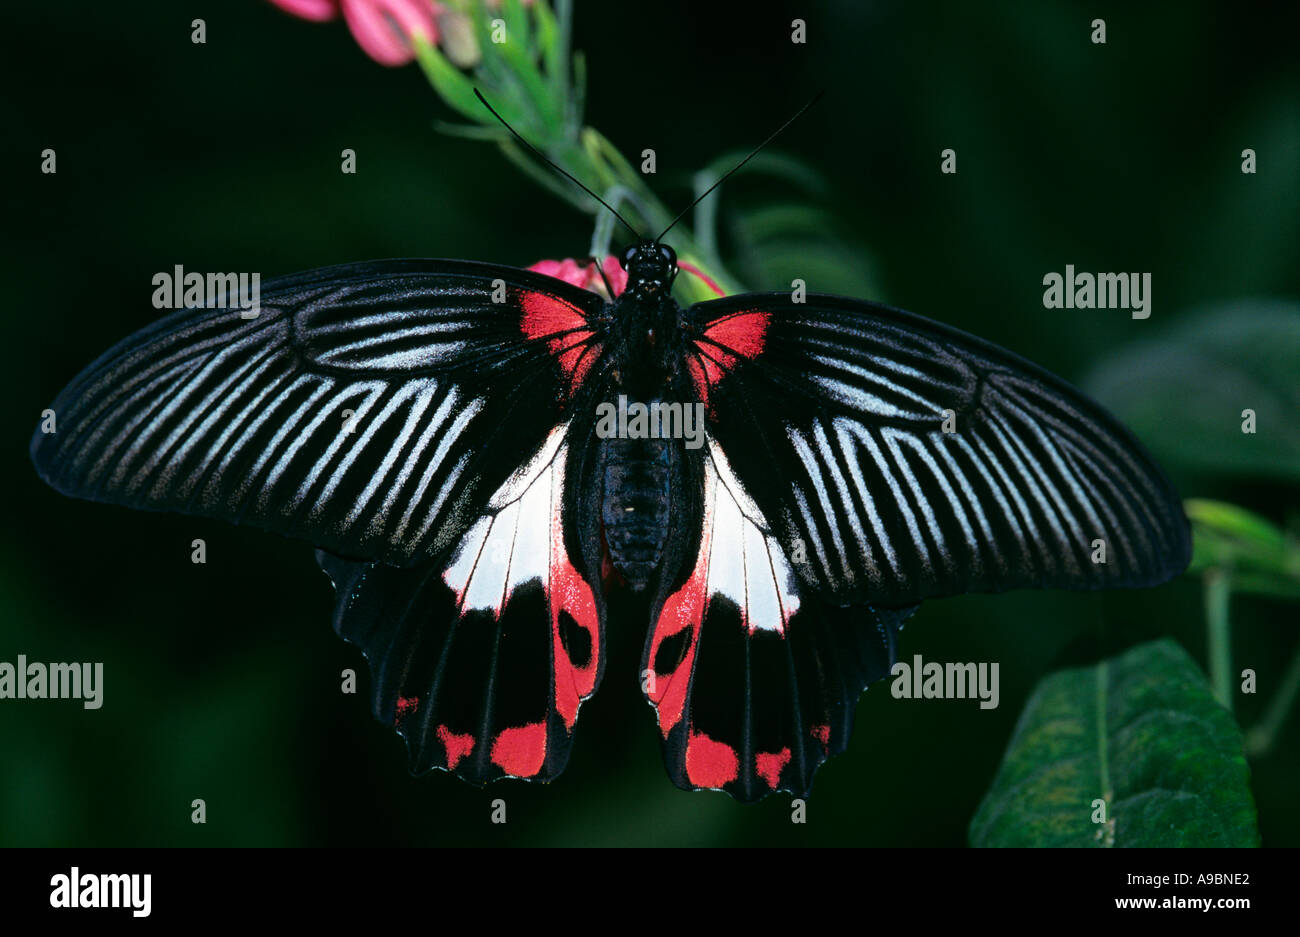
left=682, top=292, right=1191, bottom=608
left=30, top=259, right=609, bottom=567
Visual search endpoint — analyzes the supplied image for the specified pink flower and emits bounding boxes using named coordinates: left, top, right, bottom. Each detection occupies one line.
left=529, top=257, right=629, bottom=300
left=269, top=0, right=337, bottom=22
left=269, top=0, right=442, bottom=67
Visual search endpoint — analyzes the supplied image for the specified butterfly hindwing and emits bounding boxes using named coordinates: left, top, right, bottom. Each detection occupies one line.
left=30, top=259, right=610, bottom=567
left=682, top=292, right=1191, bottom=607
left=641, top=436, right=914, bottom=800
left=318, top=425, right=605, bottom=783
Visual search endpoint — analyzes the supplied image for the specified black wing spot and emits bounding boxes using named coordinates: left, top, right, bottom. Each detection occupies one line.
left=558, top=608, right=592, bottom=668
left=653, top=625, right=693, bottom=677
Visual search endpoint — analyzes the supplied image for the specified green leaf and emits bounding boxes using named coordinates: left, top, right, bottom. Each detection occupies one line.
left=970, top=639, right=1259, bottom=847
left=500, top=0, right=533, bottom=54
left=534, top=0, right=562, bottom=95
left=431, top=121, right=509, bottom=141
left=1186, top=499, right=1300, bottom=599
left=1084, top=299, right=1300, bottom=480
left=571, top=49, right=586, bottom=132
left=414, top=36, right=483, bottom=121
left=481, top=0, right=557, bottom=131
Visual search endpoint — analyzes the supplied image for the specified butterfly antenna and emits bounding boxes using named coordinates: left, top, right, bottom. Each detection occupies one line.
left=591, top=258, right=617, bottom=297
left=475, top=88, right=643, bottom=240
left=655, top=90, right=826, bottom=244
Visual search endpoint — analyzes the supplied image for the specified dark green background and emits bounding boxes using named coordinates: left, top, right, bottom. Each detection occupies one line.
left=3, top=0, right=1296, bottom=846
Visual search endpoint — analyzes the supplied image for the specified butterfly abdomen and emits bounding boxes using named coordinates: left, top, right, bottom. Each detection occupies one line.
left=599, top=428, right=674, bottom=592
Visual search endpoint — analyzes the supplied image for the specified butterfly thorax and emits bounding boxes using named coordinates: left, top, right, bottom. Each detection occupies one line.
left=605, top=296, right=685, bottom=386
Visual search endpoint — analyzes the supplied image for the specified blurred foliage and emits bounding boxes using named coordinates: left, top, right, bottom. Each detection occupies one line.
left=1187, top=500, right=1300, bottom=600
left=1085, top=298, right=1300, bottom=794
left=1086, top=301, right=1300, bottom=482
left=970, top=640, right=1259, bottom=847
left=3, top=0, right=1298, bottom=846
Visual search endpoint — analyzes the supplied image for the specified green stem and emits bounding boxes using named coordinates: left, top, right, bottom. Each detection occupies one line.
left=1245, top=640, right=1300, bottom=757
left=415, top=0, right=745, bottom=297
left=693, top=169, right=721, bottom=261
left=555, top=0, right=572, bottom=110
left=1205, top=569, right=1233, bottom=712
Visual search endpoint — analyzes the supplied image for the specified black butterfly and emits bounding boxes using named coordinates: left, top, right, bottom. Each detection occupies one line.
left=28, top=96, right=1190, bottom=802
left=29, top=237, right=1190, bottom=800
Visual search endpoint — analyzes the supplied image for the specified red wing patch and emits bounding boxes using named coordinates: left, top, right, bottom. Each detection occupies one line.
left=685, top=732, right=740, bottom=788
left=491, top=722, right=549, bottom=777
left=394, top=695, right=420, bottom=726
left=755, top=747, right=792, bottom=788
left=688, top=310, right=770, bottom=406
left=550, top=515, right=601, bottom=730
left=437, top=726, right=475, bottom=770
left=519, top=290, right=603, bottom=396
left=643, top=507, right=710, bottom=738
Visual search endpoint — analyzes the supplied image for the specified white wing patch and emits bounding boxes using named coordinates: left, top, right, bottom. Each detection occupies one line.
left=443, top=426, right=567, bottom=615
left=705, top=437, right=801, bottom=633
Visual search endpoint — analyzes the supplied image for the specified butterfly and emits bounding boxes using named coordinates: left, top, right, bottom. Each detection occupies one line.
left=28, top=95, right=1191, bottom=802
left=28, top=237, right=1191, bottom=800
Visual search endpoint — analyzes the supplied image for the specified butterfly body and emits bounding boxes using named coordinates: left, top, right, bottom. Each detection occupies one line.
left=31, top=244, right=1191, bottom=801
left=561, top=240, right=703, bottom=595
left=598, top=431, right=678, bottom=592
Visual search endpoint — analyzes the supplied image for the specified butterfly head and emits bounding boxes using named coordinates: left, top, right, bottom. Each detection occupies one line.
left=619, top=241, right=678, bottom=301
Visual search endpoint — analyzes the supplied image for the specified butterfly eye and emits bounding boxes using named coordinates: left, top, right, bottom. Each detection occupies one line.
left=620, top=246, right=638, bottom=271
